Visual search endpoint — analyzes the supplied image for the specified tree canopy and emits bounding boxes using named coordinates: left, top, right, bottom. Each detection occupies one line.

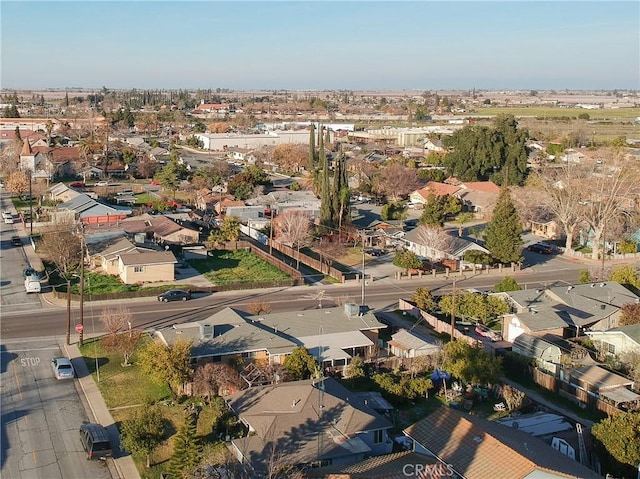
left=442, top=340, right=503, bottom=385
left=592, top=412, right=640, bottom=469
left=443, top=114, right=528, bottom=186
left=283, top=346, right=318, bottom=381
left=484, top=187, right=523, bottom=264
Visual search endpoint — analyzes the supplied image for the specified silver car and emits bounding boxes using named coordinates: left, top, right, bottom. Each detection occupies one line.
left=51, top=357, right=75, bottom=380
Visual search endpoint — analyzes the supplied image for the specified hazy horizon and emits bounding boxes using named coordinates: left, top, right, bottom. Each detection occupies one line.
left=2, top=1, right=638, bottom=91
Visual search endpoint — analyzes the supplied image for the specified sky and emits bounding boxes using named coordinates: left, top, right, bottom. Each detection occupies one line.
left=1, top=1, right=638, bottom=91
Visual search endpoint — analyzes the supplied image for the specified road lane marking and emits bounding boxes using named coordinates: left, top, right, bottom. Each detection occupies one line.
left=1, top=347, right=58, bottom=353
left=11, top=361, right=23, bottom=400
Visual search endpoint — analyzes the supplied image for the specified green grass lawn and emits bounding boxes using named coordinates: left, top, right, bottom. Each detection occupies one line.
left=472, top=106, right=640, bottom=120
left=79, top=337, right=170, bottom=409
left=189, top=249, right=290, bottom=285
left=134, top=193, right=157, bottom=205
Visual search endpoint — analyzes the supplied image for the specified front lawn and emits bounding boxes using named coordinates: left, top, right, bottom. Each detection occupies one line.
left=189, top=249, right=290, bottom=285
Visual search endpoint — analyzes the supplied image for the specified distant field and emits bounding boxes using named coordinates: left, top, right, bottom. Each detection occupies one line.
left=470, top=106, right=640, bottom=121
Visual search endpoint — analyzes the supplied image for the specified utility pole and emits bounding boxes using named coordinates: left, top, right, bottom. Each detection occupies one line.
left=450, top=277, right=457, bottom=340
left=28, top=170, right=33, bottom=236
left=600, top=219, right=607, bottom=281
left=78, top=227, right=85, bottom=346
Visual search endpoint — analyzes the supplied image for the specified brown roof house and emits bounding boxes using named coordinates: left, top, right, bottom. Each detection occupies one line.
left=403, top=406, right=601, bottom=479
left=226, top=377, right=393, bottom=473
left=118, top=250, right=177, bottom=284
left=149, top=215, right=200, bottom=245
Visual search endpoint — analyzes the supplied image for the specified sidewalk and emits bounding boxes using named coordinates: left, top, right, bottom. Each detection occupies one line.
left=64, top=341, right=141, bottom=479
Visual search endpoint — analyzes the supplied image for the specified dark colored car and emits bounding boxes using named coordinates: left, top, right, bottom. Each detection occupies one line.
left=79, top=423, right=112, bottom=460
left=69, top=182, right=86, bottom=188
left=23, top=267, right=37, bottom=277
left=527, top=243, right=553, bottom=254
left=12, top=236, right=21, bottom=246
left=366, top=248, right=384, bottom=257
left=157, top=289, right=191, bottom=302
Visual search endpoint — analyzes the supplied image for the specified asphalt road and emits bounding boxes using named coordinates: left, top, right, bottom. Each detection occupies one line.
left=0, top=339, right=112, bottom=479
left=0, top=261, right=586, bottom=341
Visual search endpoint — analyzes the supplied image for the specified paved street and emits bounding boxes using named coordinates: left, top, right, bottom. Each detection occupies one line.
left=0, top=339, right=112, bottom=479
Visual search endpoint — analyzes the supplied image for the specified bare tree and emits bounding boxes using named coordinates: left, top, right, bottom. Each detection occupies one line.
left=192, top=363, right=243, bottom=398
left=373, top=162, right=421, bottom=203
left=416, top=225, right=454, bottom=257
left=39, top=228, right=82, bottom=277
left=5, top=170, right=30, bottom=196
left=315, top=237, right=346, bottom=274
left=582, top=160, right=638, bottom=260
left=537, top=165, right=589, bottom=254
left=270, top=143, right=308, bottom=173
left=274, top=210, right=312, bottom=269
left=511, top=185, right=554, bottom=228
left=246, top=300, right=272, bottom=315
left=99, top=305, right=142, bottom=366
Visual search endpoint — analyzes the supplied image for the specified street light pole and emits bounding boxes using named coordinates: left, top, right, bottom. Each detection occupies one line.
left=78, top=228, right=85, bottom=346
left=361, top=231, right=366, bottom=307
left=28, top=170, right=33, bottom=236
left=66, top=279, right=71, bottom=345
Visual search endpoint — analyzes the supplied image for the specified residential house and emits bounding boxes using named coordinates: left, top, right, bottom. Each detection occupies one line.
left=499, top=282, right=640, bottom=342
left=90, top=237, right=139, bottom=275
left=403, top=228, right=489, bottom=265
left=512, top=333, right=562, bottom=374
left=118, top=250, right=177, bottom=284
left=47, top=182, right=81, bottom=203
left=154, top=304, right=387, bottom=370
left=564, top=364, right=640, bottom=410
left=409, top=181, right=460, bottom=205
left=226, top=377, right=393, bottom=472
left=56, top=193, right=131, bottom=224
left=388, top=329, right=442, bottom=359
left=227, top=147, right=252, bottom=162
left=250, top=190, right=321, bottom=218
left=585, top=323, right=640, bottom=357
left=149, top=215, right=199, bottom=245
left=0, top=129, right=46, bottom=146
left=403, top=406, right=601, bottom=479
left=530, top=219, right=561, bottom=240
left=423, top=138, right=445, bottom=152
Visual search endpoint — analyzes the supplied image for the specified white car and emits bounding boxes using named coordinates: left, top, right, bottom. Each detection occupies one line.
left=4, top=216, right=14, bottom=224
left=96, top=181, right=109, bottom=187
left=51, top=357, right=75, bottom=380
left=2, top=211, right=12, bottom=219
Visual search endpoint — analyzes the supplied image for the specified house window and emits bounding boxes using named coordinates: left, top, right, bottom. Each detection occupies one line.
left=134, top=266, right=145, bottom=273
left=373, top=429, right=384, bottom=444
left=604, top=342, right=616, bottom=355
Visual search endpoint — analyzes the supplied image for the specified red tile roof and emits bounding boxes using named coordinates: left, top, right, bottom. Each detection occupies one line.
left=416, top=181, right=461, bottom=198
left=404, top=407, right=601, bottom=479
left=460, top=181, right=501, bottom=194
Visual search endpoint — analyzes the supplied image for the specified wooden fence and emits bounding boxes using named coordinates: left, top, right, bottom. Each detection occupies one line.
left=398, top=298, right=480, bottom=346
left=268, top=240, right=349, bottom=282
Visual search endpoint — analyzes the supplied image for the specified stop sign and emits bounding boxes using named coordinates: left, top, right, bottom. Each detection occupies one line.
left=75, top=324, right=84, bottom=333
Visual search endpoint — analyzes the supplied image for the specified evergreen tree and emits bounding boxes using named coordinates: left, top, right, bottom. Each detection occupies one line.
left=167, top=412, right=202, bottom=478
left=14, top=126, right=21, bottom=141
left=484, top=187, right=523, bottom=263
left=318, top=126, right=334, bottom=231
left=331, top=146, right=350, bottom=230
left=308, top=124, right=316, bottom=171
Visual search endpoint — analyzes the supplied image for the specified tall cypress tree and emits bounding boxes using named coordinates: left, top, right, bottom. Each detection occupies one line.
left=484, top=187, right=523, bottom=264
left=318, top=126, right=334, bottom=231
left=308, top=124, right=316, bottom=172
left=331, top=145, right=351, bottom=230
left=167, top=412, right=201, bottom=477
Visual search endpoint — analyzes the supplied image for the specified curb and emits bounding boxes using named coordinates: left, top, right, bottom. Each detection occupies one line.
left=63, top=342, right=141, bottom=479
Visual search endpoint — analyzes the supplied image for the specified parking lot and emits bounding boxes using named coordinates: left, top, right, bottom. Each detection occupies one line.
left=0, top=339, right=112, bottom=479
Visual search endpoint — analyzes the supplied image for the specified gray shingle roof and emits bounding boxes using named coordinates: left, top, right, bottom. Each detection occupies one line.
left=119, top=250, right=176, bottom=266
left=227, top=378, right=392, bottom=469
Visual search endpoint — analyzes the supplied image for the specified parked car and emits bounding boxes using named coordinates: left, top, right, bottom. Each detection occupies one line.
left=157, top=289, right=191, bottom=302
left=69, top=182, right=86, bottom=188
left=79, top=423, right=112, bottom=460
left=95, top=181, right=109, bottom=187
left=2, top=211, right=12, bottom=219
left=365, top=248, right=384, bottom=257
left=527, top=243, right=553, bottom=254
left=51, top=357, right=75, bottom=379
left=11, top=236, right=21, bottom=246
left=4, top=216, right=14, bottom=224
